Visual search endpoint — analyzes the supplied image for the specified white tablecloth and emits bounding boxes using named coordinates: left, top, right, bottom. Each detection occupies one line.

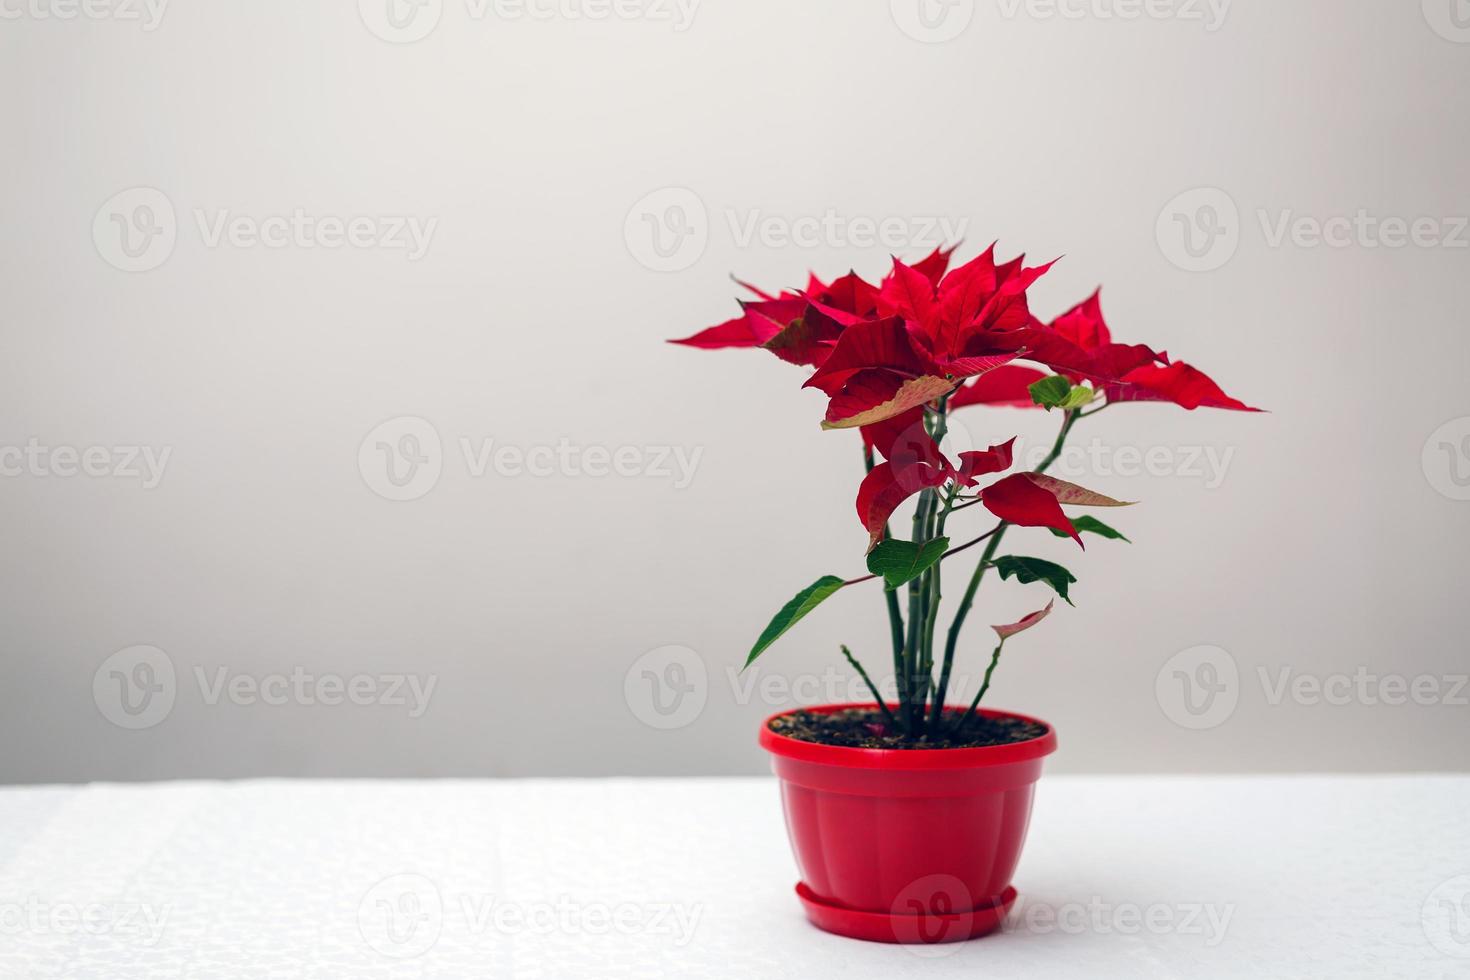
left=0, top=776, right=1463, bottom=979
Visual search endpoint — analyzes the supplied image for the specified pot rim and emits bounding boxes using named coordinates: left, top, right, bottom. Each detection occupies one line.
left=759, top=702, right=1057, bottom=770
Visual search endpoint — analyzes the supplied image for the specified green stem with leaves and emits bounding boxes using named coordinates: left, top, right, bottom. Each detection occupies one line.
left=838, top=396, right=1097, bottom=737
left=930, top=407, right=1082, bottom=729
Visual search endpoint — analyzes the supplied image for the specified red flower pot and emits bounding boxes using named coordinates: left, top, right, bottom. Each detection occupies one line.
left=759, top=702, right=1057, bottom=944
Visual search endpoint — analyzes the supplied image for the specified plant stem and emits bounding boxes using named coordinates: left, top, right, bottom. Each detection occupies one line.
left=866, top=445, right=909, bottom=718
left=902, top=486, right=935, bottom=733
left=956, top=638, right=1006, bottom=732
left=911, top=402, right=952, bottom=722
left=931, top=408, right=1081, bottom=729
left=840, top=645, right=898, bottom=729
left=884, top=591, right=905, bottom=665
left=1037, top=409, right=1080, bottom=476
left=919, top=484, right=959, bottom=719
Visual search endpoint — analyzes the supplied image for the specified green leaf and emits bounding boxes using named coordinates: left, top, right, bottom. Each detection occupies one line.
left=866, top=536, right=950, bottom=591
left=746, top=575, right=846, bottom=667
left=1059, top=384, right=1097, bottom=410
left=992, top=556, right=1078, bottom=606
left=1048, top=516, right=1131, bottom=543
left=1028, top=375, right=1072, bottom=410
left=1029, top=374, right=1095, bottom=411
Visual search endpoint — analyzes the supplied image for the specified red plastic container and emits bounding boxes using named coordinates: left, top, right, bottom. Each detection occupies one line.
left=759, top=702, right=1057, bottom=944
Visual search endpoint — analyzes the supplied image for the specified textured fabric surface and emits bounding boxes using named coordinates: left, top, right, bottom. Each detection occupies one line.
left=0, top=776, right=1463, bottom=979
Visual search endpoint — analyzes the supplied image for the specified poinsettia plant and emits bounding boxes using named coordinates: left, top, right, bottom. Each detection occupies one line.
left=672, top=244, right=1258, bottom=739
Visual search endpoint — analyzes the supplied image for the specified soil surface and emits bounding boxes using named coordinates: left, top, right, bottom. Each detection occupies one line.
left=769, top=707, right=1047, bottom=750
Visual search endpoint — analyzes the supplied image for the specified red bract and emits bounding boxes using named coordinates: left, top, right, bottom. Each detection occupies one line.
left=856, top=409, right=959, bottom=552
left=862, top=409, right=946, bottom=472
left=803, top=315, right=966, bottom=431
left=954, top=439, right=1016, bottom=485
left=668, top=291, right=805, bottom=351
left=760, top=304, right=846, bottom=367
left=1050, top=289, right=1112, bottom=349
left=1106, top=362, right=1260, bottom=411
left=805, top=317, right=939, bottom=392
left=856, top=460, right=951, bottom=552
left=880, top=247, right=1054, bottom=363
left=804, top=246, right=1051, bottom=429
left=976, top=472, right=1081, bottom=546
left=823, top=372, right=958, bottom=431
left=667, top=248, right=938, bottom=366
left=1015, top=291, right=1162, bottom=387
left=912, top=243, right=959, bottom=285
left=1023, top=474, right=1132, bottom=508
left=807, top=270, right=882, bottom=322
left=1022, top=289, right=1261, bottom=412
left=993, top=600, right=1055, bottom=640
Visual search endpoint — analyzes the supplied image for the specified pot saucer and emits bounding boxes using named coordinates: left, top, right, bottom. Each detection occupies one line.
left=795, top=882, right=1017, bottom=944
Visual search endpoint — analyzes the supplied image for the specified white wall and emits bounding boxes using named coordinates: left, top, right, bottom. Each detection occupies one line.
left=2, top=0, right=1467, bottom=781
